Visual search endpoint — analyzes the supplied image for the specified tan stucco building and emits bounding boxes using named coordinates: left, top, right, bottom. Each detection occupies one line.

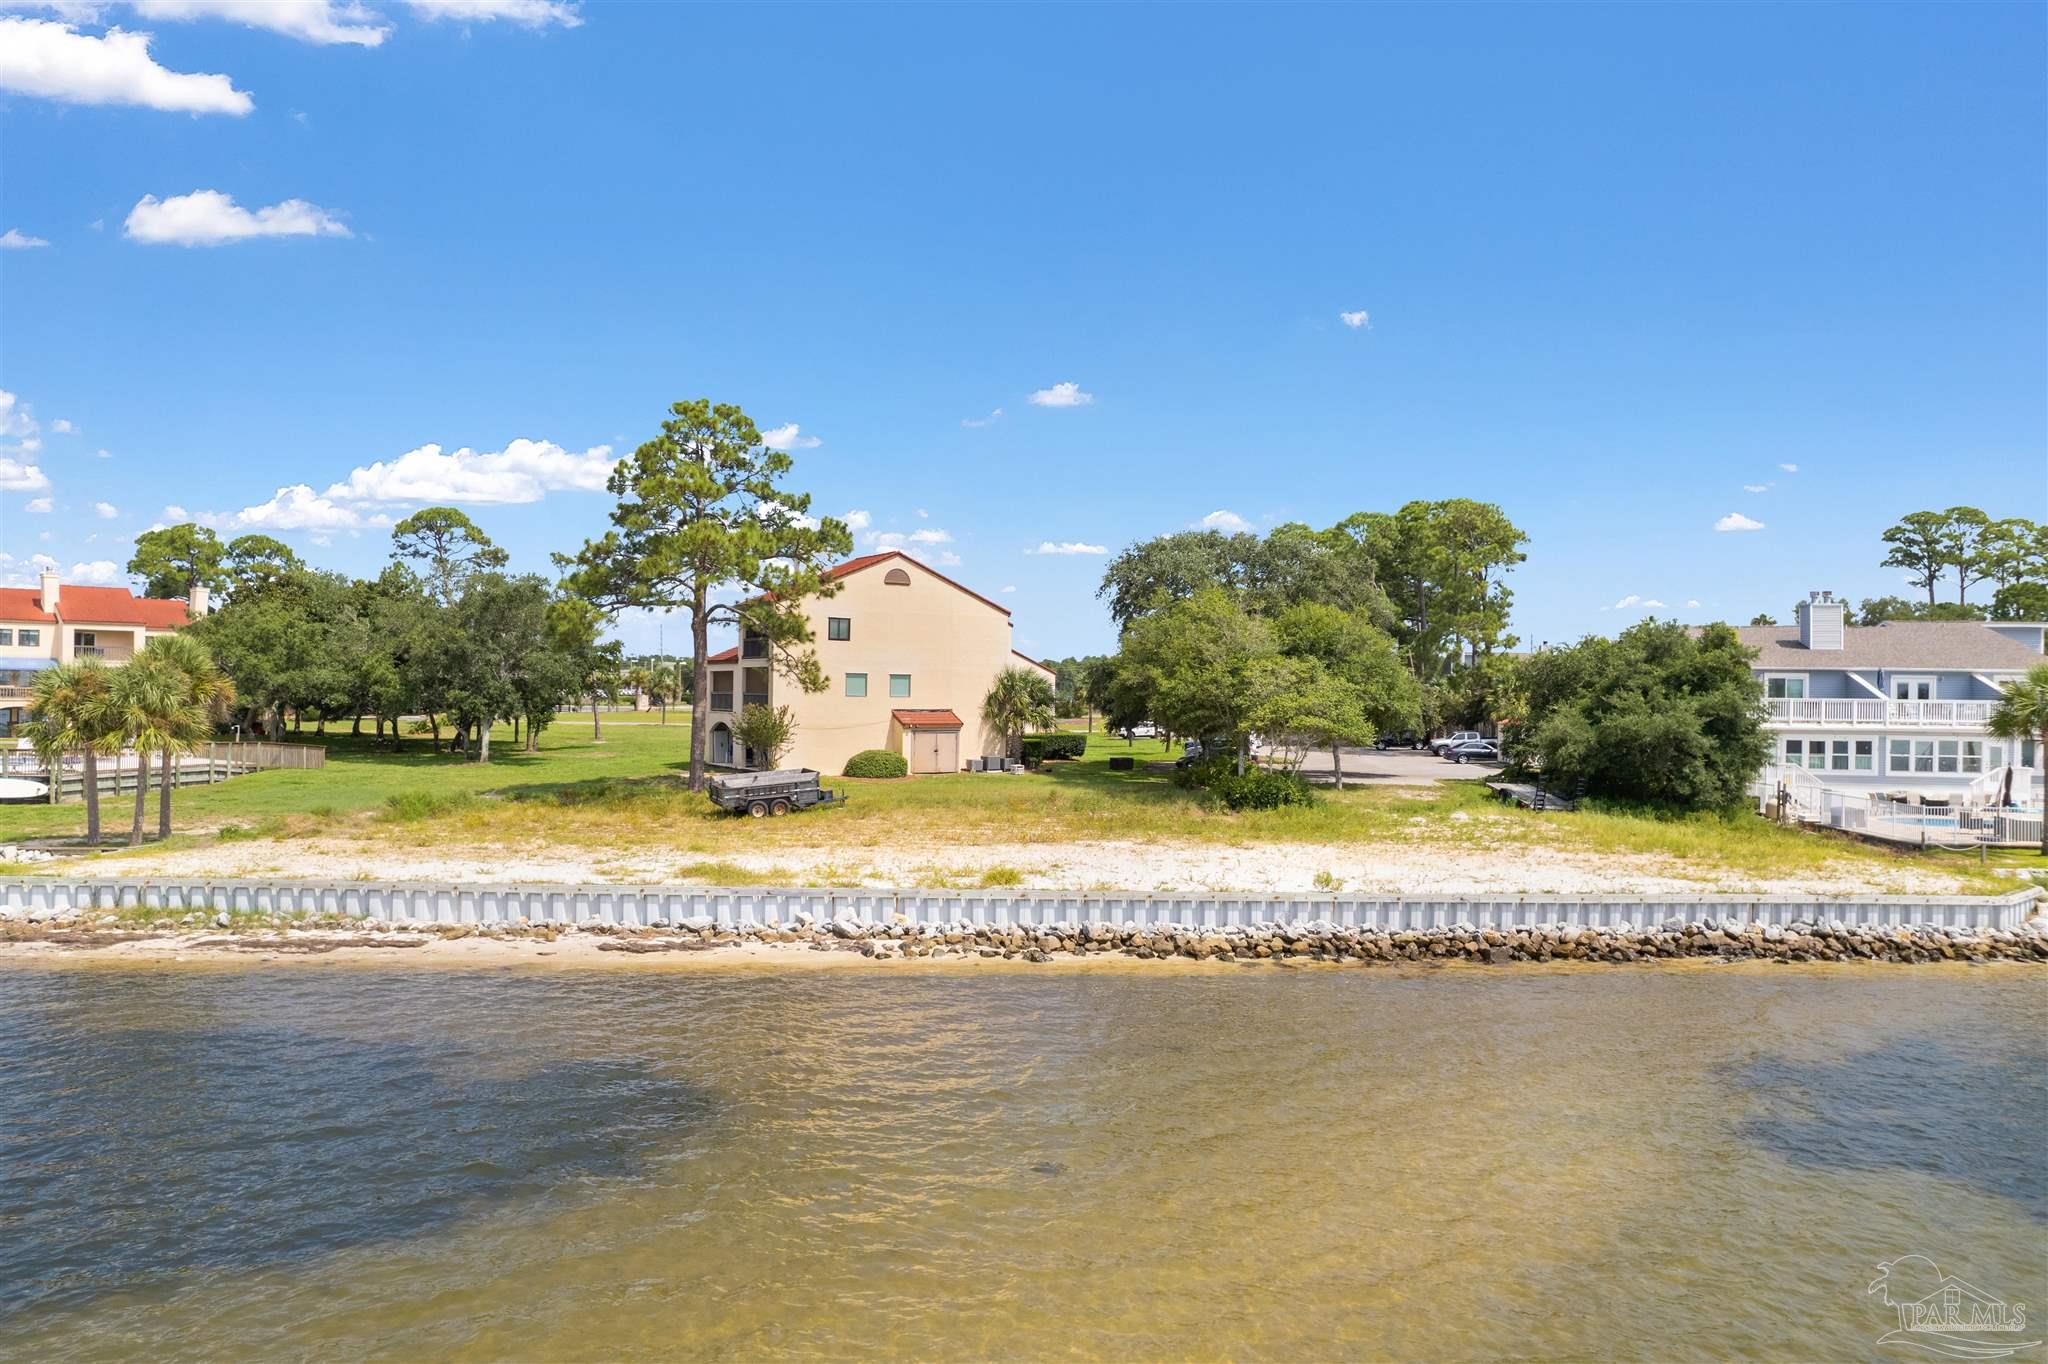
left=0, top=571, right=200, bottom=734
left=704, top=551, right=1055, bottom=775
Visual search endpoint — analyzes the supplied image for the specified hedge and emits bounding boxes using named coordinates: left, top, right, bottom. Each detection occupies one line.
left=843, top=749, right=909, bottom=778
left=1173, top=754, right=1315, bottom=811
left=1019, top=732, right=1087, bottom=764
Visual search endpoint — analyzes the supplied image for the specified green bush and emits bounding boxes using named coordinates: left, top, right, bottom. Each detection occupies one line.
left=1173, top=754, right=1315, bottom=810
left=1020, top=732, right=1087, bottom=765
left=843, top=749, right=909, bottom=778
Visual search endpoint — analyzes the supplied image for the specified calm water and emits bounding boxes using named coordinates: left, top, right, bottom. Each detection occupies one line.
left=0, top=960, right=2042, bottom=1362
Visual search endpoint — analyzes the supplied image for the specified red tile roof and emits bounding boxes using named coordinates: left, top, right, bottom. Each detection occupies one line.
left=892, top=708, right=963, bottom=729
left=706, top=646, right=738, bottom=664
left=0, top=584, right=188, bottom=628
left=0, top=589, right=55, bottom=624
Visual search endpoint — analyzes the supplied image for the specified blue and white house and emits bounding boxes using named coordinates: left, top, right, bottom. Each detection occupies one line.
left=1743, top=592, right=2043, bottom=810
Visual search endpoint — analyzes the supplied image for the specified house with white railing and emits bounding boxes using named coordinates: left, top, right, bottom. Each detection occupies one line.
left=1743, top=591, right=2043, bottom=806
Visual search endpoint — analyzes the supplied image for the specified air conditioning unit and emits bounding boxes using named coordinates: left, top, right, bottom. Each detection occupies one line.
left=967, top=757, right=984, bottom=772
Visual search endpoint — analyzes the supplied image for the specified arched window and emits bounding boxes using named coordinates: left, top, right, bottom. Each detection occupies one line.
left=883, top=567, right=912, bottom=586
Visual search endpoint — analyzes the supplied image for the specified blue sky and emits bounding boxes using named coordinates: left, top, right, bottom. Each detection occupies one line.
left=2, top=2, right=2043, bottom=659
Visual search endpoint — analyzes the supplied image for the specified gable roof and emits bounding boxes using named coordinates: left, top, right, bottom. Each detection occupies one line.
left=1011, top=648, right=1055, bottom=674
left=824, top=550, right=1011, bottom=617
left=0, top=584, right=188, bottom=628
left=0, top=589, right=55, bottom=624
left=706, top=646, right=738, bottom=664
left=1733, top=621, right=2044, bottom=672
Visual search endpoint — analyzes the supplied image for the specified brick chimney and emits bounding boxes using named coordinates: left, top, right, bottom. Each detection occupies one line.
left=37, top=570, right=58, bottom=615
left=188, top=583, right=210, bottom=618
left=1795, top=590, right=1845, bottom=651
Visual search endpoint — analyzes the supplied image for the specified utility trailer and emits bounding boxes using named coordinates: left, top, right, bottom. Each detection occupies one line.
left=706, top=769, right=847, bottom=818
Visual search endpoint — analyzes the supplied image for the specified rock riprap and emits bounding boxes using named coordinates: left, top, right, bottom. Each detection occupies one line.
left=2, top=904, right=2045, bottom=965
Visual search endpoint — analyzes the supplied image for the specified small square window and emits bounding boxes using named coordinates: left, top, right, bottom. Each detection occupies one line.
left=18, top=629, right=39, bottom=647
left=827, top=617, right=850, bottom=642
left=1784, top=739, right=1804, bottom=762
left=889, top=674, right=911, bottom=698
left=845, top=673, right=867, bottom=698
left=0, top=629, right=12, bottom=646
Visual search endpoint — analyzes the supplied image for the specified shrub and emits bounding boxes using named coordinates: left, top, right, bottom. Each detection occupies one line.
left=1020, top=732, right=1087, bottom=765
left=1173, top=754, right=1315, bottom=810
left=977, top=866, right=1023, bottom=887
left=844, top=749, right=909, bottom=779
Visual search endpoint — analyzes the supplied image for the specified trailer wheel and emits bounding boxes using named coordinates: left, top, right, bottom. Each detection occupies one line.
left=748, top=800, right=769, bottom=818
left=770, top=799, right=791, bottom=817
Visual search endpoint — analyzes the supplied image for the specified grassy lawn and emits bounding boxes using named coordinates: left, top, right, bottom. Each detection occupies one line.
left=0, top=710, right=2015, bottom=893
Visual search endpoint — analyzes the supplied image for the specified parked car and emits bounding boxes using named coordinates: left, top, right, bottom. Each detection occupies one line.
left=1429, top=731, right=1484, bottom=754
left=1441, top=740, right=1502, bottom=765
left=1374, top=733, right=1425, bottom=751
left=1125, top=722, right=1159, bottom=739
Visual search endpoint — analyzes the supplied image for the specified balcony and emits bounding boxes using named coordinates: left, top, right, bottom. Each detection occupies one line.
left=742, top=691, right=770, bottom=708
left=710, top=692, right=734, bottom=712
left=1766, top=698, right=1995, bottom=728
left=74, top=647, right=106, bottom=658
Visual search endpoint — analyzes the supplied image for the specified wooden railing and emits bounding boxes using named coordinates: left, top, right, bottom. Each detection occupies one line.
left=0, top=740, right=325, bottom=802
left=1766, top=698, right=1996, bottom=727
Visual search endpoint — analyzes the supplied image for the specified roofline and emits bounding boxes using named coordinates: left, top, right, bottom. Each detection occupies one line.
left=1011, top=648, right=1054, bottom=671
left=833, top=550, right=1011, bottom=617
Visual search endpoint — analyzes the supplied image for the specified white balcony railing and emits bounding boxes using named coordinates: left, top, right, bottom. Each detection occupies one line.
left=1766, top=698, right=1996, bottom=728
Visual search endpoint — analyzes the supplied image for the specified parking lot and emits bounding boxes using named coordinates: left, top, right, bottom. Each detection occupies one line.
left=1280, top=743, right=1503, bottom=788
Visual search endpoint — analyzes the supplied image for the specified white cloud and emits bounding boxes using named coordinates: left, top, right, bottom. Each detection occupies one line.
left=915, top=508, right=928, bottom=518
left=92, top=500, right=118, bottom=519
left=30, top=553, right=58, bottom=570
left=67, top=559, right=122, bottom=584
left=759, top=422, right=821, bottom=451
left=0, top=228, right=50, bottom=250
left=0, top=458, right=50, bottom=491
left=131, top=0, right=389, bottom=46
left=1000, top=585, right=1016, bottom=594
left=1197, top=509, right=1251, bottom=533
left=1339, top=309, right=1370, bottom=329
left=1685, top=599, right=1701, bottom=609
left=25, top=496, right=53, bottom=513
left=0, top=18, right=253, bottom=115
left=1714, top=512, right=1765, bottom=533
left=1028, top=541, right=1107, bottom=556
left=125, top=190, right=351, bottom=246
left=1027, top=382, right=1093, bottom=408
left=842, top=509, right=871, bottom=532
left=321, top=438, right=615, bottom=505
left=93, top=448, right=110, bottom=459
left=222, top=484, right=375, bottom=531
left=0, top=390, right=41, bottom=457
left=1742, top=483, right=1771, bottom=493
left=162, top=503, right=188, bottom=519
left=1778, top=462, right=1798, bottom=473
left=960, top=407, right=1003, bottom=428
left=1607, top=594, right=1667, bottom=611
left=403, top=0, right=583, bottom=28
left=49, top=418, right=75, bottom=434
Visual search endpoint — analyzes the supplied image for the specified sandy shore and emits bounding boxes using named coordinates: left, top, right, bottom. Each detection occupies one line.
left=38, top=831, right=1980, bottom=898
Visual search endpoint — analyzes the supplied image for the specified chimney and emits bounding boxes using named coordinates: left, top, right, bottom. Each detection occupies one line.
left=37, top=570, right=58, bottom=614
left=188, top=583, right=210, bottom=618
left=1796, top=589, right=1845, bottom=651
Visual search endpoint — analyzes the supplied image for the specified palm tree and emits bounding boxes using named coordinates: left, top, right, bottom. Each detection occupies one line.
left=140, top=634, right=236, bottom=840
left=981, top=666, right=1056, bottom=763
left=1988, top=662, right=2048, bottom=855
left=110, top=657, right=206, bottom=847
left=22, top=659, right=120, bottom=845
